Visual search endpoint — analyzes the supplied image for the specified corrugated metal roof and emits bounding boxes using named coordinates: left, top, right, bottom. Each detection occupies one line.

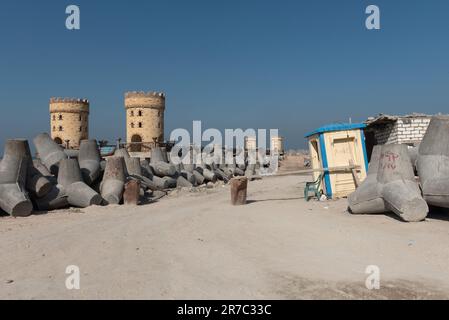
left=305, top=123, right=366, bottom=138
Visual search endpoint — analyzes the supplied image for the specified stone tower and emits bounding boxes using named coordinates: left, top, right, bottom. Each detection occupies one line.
left=50, top=98, right=89, bottom=149
left=271, top=136, right=284, bottom=155
left=125, top=91, right=165, bottom=148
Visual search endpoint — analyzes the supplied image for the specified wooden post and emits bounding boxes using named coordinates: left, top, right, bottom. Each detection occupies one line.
left=230, top=177, right=248, bottom=206
left=124, top=180, right=140, bottom=205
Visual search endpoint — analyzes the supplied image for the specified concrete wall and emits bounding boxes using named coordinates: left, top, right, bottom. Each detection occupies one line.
left=50, top=98, right=89, bottom=149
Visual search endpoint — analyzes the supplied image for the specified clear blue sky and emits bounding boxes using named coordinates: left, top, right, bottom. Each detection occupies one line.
left=0, top=0, right=448, bottom=151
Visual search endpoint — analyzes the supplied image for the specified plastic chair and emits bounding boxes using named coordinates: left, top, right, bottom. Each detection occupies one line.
left=304, top=173, right=323, bottom=201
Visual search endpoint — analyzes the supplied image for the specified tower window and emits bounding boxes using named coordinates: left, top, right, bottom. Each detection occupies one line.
left=138, top=122, right=143, bottom=128
left=130, top=111, right=134, bottom=117
left=158, top=111, right=161, bottom=117
left=59, top=126, right=63, bottom=131
left=131, top=123, right=134, bottom=128
left=79, top=127, right=82, bottom=132
left=158, top=122, right=161, bottom=129
left=138, top=110, right=143, bottom=117
left=52, top=126, right=56, bottom=132
left=79, top=115, right=82, bottom=121
left=58, top=114, right=63, bottom=120
left=52, top=115, right=56, bottom=121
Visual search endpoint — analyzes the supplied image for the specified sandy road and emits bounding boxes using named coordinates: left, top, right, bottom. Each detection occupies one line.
left=1, top=175, right=449, bottom=299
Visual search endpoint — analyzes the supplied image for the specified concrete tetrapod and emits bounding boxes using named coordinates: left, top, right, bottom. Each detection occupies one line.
left=0, top=140, right=33, bottom=216
left=33, top=133, right=67, bottom=175
left=79, top=140, right=101, bottom=185
left=416, top=116, right=449, bottom=208
left=58, top=158, right=103, bottom=208
left=150, top=147, right=167, bottom=164
left=151, top=161, right=177, bottom=177
left=196, top=166, right=217, bottom=183
left=125, top=157, right=143, bottom=176
left=230, top=177, right=248, bottom=206
left=349, top=144, right=428, bottom=222
left=18, top=140, right=52, bottom=199
left=177, top=176, right=193, bottom=188
left=347, top=145, right=386, bottom=214
left=114, top=148, right=130, bottom=159
left=140, top=160, right=154, bottom=179
left=100, top=157, right=126, bottom=205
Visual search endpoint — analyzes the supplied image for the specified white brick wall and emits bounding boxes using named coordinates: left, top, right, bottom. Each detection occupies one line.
left=369, top=117, right=431, bottom=146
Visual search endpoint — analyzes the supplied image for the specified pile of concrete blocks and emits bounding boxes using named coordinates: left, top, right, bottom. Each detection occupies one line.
left=348, top=115, right=449, bottom=222
left=0, top=134, right=257, bottom=217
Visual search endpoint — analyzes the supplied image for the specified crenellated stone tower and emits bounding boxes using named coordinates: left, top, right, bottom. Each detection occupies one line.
left=125, top=91, right=165, bottom=147
left=50, top=98, right=89, bottom=149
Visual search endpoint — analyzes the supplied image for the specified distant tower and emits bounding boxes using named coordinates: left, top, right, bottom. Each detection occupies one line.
left=125, top=91, right=165, bottom=151
left=271, top=136, right=284, bottom=155
left=245, top=136, right=257, bottom=151
left=50, top=98, right=89, bottom=149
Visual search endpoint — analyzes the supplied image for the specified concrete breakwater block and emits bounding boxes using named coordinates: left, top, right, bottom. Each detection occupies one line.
left=0, top=140, right=34, bottom=216
left=79, top=140, right=101, bottom=185
left=35, top=185, right=69, bottom=211
left=348, top=145, right=386, bottom=214
left=349, top=144, right=428, bottom=222
left=151, top=161, right=177, bottom=177
left=150, top=147, right=168, bottom=164
left=195, top=166, right=217, bottom=183
left=230, top=177, right=248, bottom=206
left=114, top=148, right=130, bottom=159
left=177, top=175, right=193, bottom=188
left=140, top=160, right=154, bottom=179
left=33, top=133, right=66, bottom=175
left=58, top=158, right=102, bottom=208
left=416, top=115, right=449, bottom=208
left=123, top=180, right=140, bottom=205
left=125, top=157, right=142, bottom=177
left=100, top=157, right=126, bottom=205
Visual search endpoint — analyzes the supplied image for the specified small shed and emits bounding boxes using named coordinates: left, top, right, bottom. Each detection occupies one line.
left=305, top=123, right=369, bottom=199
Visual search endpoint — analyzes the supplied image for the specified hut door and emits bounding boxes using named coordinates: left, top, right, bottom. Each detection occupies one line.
left=332, top=137, right=357, bottom=196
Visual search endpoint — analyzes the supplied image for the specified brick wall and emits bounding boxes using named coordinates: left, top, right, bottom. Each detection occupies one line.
left=369, top=117, right=431, bottom=146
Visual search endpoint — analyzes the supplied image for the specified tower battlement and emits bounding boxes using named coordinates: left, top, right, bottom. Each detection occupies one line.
left=124, top=91, right=165, bottom=110
left=50, top=98, right=90, bottom=114
left=125, top=91, right=165, bottom=99
left=50, top=97, right=89, bottom=104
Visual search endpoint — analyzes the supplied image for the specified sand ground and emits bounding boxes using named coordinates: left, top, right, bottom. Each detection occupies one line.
left=1, top=174, right=449, bottom=300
